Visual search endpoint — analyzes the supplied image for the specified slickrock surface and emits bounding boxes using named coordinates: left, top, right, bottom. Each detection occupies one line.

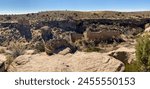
left=7, top=52, right=124, bottom=72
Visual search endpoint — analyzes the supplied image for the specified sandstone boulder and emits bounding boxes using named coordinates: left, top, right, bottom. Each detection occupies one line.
left=58, top=47, right=71, bottom=55
left=68, top=52, right=125, bottom=72
left=7, top=52, right=125, bottom=72
left=24, top=50, right=36, bottom=55
left=108, top=47, right=135, bottom=64
left=45, top=39, right=75, bottom=55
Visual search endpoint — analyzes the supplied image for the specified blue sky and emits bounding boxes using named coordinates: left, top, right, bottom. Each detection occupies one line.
left=0, top=0, right=150, bottom=14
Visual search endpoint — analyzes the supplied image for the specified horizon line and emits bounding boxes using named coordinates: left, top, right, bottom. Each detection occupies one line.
left=0, top=9, right=150, bottom=15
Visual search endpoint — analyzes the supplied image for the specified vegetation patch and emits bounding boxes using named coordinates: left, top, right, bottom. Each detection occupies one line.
left=135, top=34, right=150, bottom=72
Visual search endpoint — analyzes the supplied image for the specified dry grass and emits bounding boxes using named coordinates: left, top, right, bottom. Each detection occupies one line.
left=5, top=54, right=14, bottom=65
left=0, top=48, right=5, bottom=54
left=8, top=42, right=26, bottom=58
left=34, top=41, right=45, bottom=53
left=3, top=42, right=26, bottom=69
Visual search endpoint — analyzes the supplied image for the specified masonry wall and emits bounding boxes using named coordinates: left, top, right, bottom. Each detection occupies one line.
left=84, top=30, right=121, bottom=42
left=69, top=33, right=83, bottom=43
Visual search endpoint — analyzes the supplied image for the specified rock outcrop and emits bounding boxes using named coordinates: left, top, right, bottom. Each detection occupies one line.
left=7, top=51, right=125, bottom=72
left=58, top=47, right=71, bottom=55
left=0, top=54, right=7, bottom=72
left=41, top=26, right=53, bottom=42
left=16, top=19, right=32, bottom=42
left=108, top=47, right=135, bottom=64
left=144, top=23, right=150, bottom=32
left=45, top=39, right=75, bottom=55
left=0, top=21, right=18, bottom=28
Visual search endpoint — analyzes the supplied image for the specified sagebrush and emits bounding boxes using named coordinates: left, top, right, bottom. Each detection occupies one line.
left=136, top=34, right=150, bottom=72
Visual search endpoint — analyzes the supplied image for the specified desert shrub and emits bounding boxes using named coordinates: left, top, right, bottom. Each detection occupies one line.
left=34, top=41, right=45, bottom=53
left=136, top=34, right=150, bottom=72
left=74, top=40, right=102, bottom=52
left=31, top=13, right=34, bottom=16
left=26, top=14, right=30, bottom=17
left=116, top=12, right=122, bottom=16
left=125, top=61, right=139, bottom=72
left=0, top=48, right=5, bottom=53
left=5, top=16, right=11, bottom=20
left=93, top=13, right=98, bottom=16
left=5, top=54, right=14, bottom=66
left=85, top=47, right=101, bottom=52
left=8, top=42, right=25, bottom=58
left=85, top=42, right=102, bottom=52
left=3, top=42, right=26, bottom=70
left=73, top=13, right=78, bottom=17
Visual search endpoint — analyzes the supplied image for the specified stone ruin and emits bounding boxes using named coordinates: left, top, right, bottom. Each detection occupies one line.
left=83, top=29, right=122, bottom=43
left=68, top=28, right=123, bottom=44
left=69, top=32, right=83, bottom=43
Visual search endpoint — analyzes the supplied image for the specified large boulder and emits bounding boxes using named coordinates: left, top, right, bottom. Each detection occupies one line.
left=45, top=39, right=75, bottom=55
left=58, top=47, right=71, bottom=55
left=108, top=47, right=135, bottom=64
left=41, top=26, right=53, bottom=42
left=68, top=52, right=125, bottom=72
left=7, top=52, right=125, bottom=72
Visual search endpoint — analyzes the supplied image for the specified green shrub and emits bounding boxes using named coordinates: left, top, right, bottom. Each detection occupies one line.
left=125, top=61, right=139, bottom=72
left=136, top=34, right=150, bottom=72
